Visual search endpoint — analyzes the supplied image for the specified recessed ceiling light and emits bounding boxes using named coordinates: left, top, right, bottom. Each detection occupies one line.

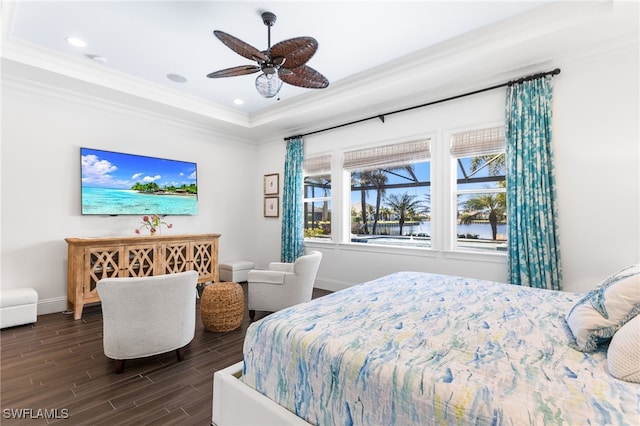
left=166, top=73, right=188, bottom=83
left=65, top=36, right=86, bottom=48
left=85, top=54, right=107, bottom=64
left=233, top=99, right=244, bottom=105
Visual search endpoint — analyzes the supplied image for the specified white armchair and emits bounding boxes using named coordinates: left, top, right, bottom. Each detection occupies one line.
left=248, top=251, right=322, bottom=320
left=96, top=270, right=198, bottom=374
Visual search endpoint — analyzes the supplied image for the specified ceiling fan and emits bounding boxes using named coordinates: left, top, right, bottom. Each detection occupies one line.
left=207, top=11, right=329, bottom=98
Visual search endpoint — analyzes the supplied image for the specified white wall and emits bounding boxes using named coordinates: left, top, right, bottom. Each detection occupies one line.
left=252, top=141, right=287, bottom=268
left=254, top=39, right=639, bottom=294
left=553, top=39, right=639, bottom=292
left=1, top=77, right=259, bottom=314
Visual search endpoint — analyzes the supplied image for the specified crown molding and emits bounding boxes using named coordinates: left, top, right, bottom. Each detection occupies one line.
left=1, top=37, right=252, bottom=124
left=1, top=60, right=258, bottom=145
left=249, top=0, right=637, bottom=138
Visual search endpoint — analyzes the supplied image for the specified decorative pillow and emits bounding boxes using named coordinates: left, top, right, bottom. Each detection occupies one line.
left=607, top=314, right=640, bottom=383
left=565, top=264, right=640, bottom=352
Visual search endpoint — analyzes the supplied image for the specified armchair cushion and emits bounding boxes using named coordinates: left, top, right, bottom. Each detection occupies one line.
left=268, top=262, right=295, bottom=273
left=247, top=270, right=287, bottom=285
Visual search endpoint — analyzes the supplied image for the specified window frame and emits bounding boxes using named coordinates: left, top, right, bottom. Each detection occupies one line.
left=343, top=138, right=433, bottom=250
left=303, top=154, right=333, bottom=241
left=303, top=124, right=508, bottom=261
left=446, top=123, right=507, bottom=255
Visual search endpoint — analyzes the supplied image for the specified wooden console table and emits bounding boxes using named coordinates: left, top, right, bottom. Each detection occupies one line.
left=65, top=234, right=220, bottom=320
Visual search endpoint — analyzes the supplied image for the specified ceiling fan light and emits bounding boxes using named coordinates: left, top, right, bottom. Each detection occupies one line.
left=255, top=73, right=283, bottom=98
left=210, top=11, right=329, bottom=97
left=65, top=36, right=86, bottom=47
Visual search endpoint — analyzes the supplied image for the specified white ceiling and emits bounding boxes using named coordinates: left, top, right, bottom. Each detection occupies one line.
left=2, top=1, right=638, bottom=142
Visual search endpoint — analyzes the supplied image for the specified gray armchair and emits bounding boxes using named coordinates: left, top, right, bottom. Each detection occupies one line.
left=96, top=270, right=198, bottom=373
left=248, top=251, right=322, bottom=320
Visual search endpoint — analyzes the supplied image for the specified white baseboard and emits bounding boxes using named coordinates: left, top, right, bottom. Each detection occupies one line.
left=37, top=296, right=68, bottom=316
left=314, top=277, right=352, bottom=293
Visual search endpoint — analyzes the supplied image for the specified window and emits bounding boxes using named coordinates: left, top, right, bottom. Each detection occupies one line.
left=451, top=127, right=507, bottom=251
left=303, top=155, right=332, bottom=240
left=302, top=127, right=507, bottom=255
left=344, top=139, right=431, bottom=248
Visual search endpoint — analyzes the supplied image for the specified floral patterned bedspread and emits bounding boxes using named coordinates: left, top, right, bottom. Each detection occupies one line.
left=242, top=271, right=640, bottom=425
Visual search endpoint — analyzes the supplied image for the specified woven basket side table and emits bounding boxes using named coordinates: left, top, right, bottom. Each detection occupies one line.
left=200, top=282, right=244, bottom=332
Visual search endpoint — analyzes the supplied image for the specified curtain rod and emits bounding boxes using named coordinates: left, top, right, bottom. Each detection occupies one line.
left=284, top=67, right=561, bottom=141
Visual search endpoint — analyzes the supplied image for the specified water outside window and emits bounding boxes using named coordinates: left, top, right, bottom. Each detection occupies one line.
left=350, top=161, right=432, bottom=248
left=455, top=154, right=507, bottom=251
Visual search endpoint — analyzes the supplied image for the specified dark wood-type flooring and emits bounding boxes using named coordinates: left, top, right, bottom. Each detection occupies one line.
left=1, top=284, right=331, bottom=425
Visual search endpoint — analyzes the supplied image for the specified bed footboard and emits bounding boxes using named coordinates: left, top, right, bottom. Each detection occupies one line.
left=212, top=361, right=311, bottom=426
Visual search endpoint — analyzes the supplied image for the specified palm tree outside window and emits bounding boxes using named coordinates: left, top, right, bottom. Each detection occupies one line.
left=451, top=126, right=507, bottom=252
left=345, top=139, right=432, bottom=248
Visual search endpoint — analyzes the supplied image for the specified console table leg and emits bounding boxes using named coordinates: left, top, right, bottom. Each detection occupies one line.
left=74, top=302, right=83, bottom=320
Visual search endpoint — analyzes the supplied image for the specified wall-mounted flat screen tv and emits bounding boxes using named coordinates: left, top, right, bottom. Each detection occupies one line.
left=81, top=147, right=198, bottom=215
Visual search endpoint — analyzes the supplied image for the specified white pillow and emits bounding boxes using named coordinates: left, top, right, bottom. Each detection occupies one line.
left=565, top=264, right=640, bottom=352
left=607, top=314, right=640, bottom=383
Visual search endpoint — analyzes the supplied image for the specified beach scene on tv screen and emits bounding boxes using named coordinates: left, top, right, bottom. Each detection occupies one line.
left=81, top=148, right=198, bottom=215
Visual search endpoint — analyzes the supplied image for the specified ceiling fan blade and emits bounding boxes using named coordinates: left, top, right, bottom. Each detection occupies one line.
left=279, top=65, right=329, bottom=89
left=214, top=30, right=268, bottom=62
left=270, top=37, right=318, bottom=69
left=207, top=65, right=260, bottom=78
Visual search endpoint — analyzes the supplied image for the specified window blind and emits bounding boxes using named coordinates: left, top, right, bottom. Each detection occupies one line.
left=344, top=139, right=431, bottom=171
left=450, top=126, right=505, bottom=158
left=303, top=155, right=332, bottom=175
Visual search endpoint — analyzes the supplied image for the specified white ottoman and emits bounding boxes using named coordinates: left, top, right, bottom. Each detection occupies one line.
left=0, top=288, right=38, bottom=329
left=219, top=260, right=255, bottom=283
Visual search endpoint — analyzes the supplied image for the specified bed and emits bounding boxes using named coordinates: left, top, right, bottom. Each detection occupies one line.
left=213, top=271, right=640, bottom=425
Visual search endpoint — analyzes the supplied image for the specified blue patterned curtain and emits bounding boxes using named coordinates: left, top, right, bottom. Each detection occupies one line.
left=505, top=76, right=562, bottom=290
left=281, top=137, right=305, bottom=262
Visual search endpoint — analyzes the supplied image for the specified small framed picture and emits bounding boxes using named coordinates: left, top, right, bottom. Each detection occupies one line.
left=264, top=196, right=279, bottom=218
left=264, top=173, right=279, bottom=195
